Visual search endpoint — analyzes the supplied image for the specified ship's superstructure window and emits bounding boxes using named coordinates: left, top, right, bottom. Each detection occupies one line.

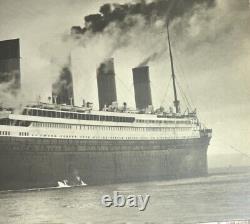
left=0, top=131, right=10, bottom=136
left=0, top=119, right=31, bottom=127
left=136, top=119, right=176, bottom=124
left=19, top=132, right=29, bottom=136
left=136, top=119, right=192, bottom=125
left=23, top=108, right=135, bottom=123
left=0, top=119, right=10, bottom=125
left=30, top=121, right=193, bottom=135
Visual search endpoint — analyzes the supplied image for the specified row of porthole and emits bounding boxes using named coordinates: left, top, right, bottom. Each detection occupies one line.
left=27, top=135, right=193, bottom=140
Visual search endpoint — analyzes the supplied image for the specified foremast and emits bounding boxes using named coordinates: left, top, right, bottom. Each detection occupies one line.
left=167, top=24, right=180, bottom=114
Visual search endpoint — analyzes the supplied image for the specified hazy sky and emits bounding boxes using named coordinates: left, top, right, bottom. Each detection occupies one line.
left=0, top=0, right=250, bottom=162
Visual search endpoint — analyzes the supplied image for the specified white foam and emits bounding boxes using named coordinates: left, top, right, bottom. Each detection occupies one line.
left=57, top=180, right=70, bottom=188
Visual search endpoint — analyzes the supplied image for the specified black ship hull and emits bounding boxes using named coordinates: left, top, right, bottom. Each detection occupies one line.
left=0, top=136, right=210, bottom=190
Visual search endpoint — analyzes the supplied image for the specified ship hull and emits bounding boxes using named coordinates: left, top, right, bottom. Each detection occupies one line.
left=0, top=136, right=210, bottom=190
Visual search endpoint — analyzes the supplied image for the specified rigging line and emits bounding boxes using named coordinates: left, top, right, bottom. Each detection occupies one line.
left=160, top=75, right=172, bottom=107
left=164, top=31, right=195, bottom=111
left=175, top=72, right=193, bottom=110
left=176, top=77, right=192, bottom=110
left=229, top=145, right=250, bottom=161
left=175, top=65, right=194, bottom=109
left=150, top=80, right=169, bottom=106
left=174, top=74, right=191, bottom=109
left=172, top=47, right=196, bottom=108
left=149, top=76, right=173, bottom=108
left=115, top=76, right=135, bottom=102
left=116, top=75, right=134, bottom=93
left=80, top=75, right=97, bottom=88
left=214, top=138, right=250, bottom=161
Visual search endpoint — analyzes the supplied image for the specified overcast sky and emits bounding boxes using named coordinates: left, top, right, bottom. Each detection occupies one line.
left=0, top=0, right=250, bottom=163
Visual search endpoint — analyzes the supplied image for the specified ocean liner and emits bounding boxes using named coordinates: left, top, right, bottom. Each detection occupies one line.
left=0, top=28, right=212, bottom=190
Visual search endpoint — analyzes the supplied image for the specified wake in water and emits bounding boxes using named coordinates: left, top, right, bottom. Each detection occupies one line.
left=0, top=176, right=88, bottom=193
left=57, top=176, right=87, bottom=188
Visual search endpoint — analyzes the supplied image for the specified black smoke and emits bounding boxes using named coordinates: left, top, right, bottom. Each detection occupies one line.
left=70, top=0, right=216, bottom=66
left=72, top=0, right=216, bottom=36
left=52, top=66, right=74, bottom=105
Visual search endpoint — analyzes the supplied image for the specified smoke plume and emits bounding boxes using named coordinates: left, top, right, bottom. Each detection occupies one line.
left=138, top=51, right=163, bottom=67
left=52, top=65, right=74, bottom=105
left=74, top=0, right=215, bottom=34
left=68, top=0, right=217, bottom=107
left=71, top=0, right=216, bottom=65
left=0, top=73, right=26, bottom=112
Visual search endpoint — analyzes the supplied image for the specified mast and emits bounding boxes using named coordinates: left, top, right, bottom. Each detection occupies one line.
left=167, top=24, right=180, bottom=113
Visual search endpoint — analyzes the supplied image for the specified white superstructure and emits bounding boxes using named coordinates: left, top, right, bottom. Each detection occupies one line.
left=0, top=103, right=204, bottom=141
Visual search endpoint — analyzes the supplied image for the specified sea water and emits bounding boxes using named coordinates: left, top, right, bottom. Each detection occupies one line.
left=0, top=167, right=250, bottom=224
